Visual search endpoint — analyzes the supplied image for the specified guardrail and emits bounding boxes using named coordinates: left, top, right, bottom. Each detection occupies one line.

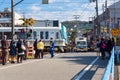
left=102, top=47, right=114, bottom=80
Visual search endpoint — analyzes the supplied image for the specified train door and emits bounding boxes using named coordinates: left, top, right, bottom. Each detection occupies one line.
left=49, top=31, right=55, bottom=39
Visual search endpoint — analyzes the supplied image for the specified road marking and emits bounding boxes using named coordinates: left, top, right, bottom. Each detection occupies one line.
left=0, top=59, right=42, bottom=70
left=0, top=53, right=60, bottom=70
left=74, top=57, right=99, bottom=80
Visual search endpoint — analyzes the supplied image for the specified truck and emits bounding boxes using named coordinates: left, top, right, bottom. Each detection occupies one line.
left=74, top=36, right=88, bottom=52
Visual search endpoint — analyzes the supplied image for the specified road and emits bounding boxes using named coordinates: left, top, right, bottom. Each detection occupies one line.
left=0, top=52, right=105, bottom=80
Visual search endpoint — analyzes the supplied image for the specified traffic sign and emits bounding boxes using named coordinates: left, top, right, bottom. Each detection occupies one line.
left=111, top=28, right=120, bottom=37
left=19, top=18, right=35, bottom=26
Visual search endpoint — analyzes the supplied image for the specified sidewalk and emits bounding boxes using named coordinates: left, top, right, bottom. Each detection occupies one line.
left=72, top=57, right=109, bottom=80
left=114, top=64, right=119, bottom=80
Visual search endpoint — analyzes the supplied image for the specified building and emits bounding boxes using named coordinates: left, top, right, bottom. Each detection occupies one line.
left=94, top=1, right=120, bottom=37
left=0, top=8, right=23, bottom=27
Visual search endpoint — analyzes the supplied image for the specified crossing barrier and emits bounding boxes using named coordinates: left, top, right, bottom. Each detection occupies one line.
left=26, top=46, right=34, bottom=59
left=102, top=47, right=114, bottom=80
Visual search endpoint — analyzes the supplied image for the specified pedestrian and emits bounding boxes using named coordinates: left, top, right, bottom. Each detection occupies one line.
left=99, top=38, right=106, bottom=60
left=1, top=35, right=9, bottom=65
left=106, top=38, right=114, bottom=58
left=16, top=38, right=25, bottom=63
left=10, top=41, right=16, bottom=63
left=37, top=39, right=44, bottom=59
left=96, top=39, right=100, bottom=56
left=33, top=39, right=38, bottom=59
left=23, top=40, right=28, bottom=60
left=49, top=38, right=55, bottom=58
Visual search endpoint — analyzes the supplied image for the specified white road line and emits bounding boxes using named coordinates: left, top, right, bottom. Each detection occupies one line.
left=0, top=59, right=41, bottom=70
left=74, top=57, right=99, bottom=80
left=0, top=53, right=60, bottom=70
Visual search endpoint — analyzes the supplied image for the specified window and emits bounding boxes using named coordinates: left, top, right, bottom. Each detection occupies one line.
left=0, top=32, right=2, bottom=39
left=40, top=31, right=44, bottom=39
left=56, top=32, right=59, bottom=39
left=33, top=31, right=37, bottom=39
left=45, top=31, right=49, bottom=39
left=53, top=20, right=58, bottom=27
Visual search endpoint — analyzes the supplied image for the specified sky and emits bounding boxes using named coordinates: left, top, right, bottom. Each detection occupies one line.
left=0, top=0, right=119, bottom=22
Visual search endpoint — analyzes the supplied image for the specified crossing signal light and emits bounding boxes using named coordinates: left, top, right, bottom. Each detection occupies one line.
left=28, top=18, right=35, bottom=26
left=21, top=29, right=24, bottom=33
left=19, top=18, right=35, bottom=26
left=29, top=29, right=32, bottom=33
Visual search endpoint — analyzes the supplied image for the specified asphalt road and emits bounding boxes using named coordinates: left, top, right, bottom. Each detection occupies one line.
left=0, top=52, right=98, bottom=80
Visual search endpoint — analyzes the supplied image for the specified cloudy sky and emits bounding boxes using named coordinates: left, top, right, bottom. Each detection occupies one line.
left=0, top=0, right=119, bottom=21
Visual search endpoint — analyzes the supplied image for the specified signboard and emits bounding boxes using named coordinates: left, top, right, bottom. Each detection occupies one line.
left=111, top=28, right=120, bottom=37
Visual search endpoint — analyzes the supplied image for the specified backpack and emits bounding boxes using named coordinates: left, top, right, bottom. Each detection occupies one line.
left=101, top=42, right=106, bottom=49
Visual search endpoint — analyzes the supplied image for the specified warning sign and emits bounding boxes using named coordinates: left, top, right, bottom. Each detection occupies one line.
left=111, top=28, right=120, bottom=37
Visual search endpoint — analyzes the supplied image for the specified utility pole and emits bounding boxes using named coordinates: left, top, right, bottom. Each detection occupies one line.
left=73, top=15, right=80, bottom=36
left=95, top=0, right=100, bottom=36
left=73, top=15, right=80, bottom=28
left=11, top=0, right=14, bottom=41
left=90, top=0, right=99, bottom=37
left=11, top=0, right=24, bottom=41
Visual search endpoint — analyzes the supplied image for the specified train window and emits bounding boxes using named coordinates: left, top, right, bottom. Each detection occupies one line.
left=40, top=31, right=44, bottom=39
left=53, top=20, right=58, bottom=27
left=45, top=31, right=49, bottom=39
left=56, top=32, right=59, bottom=39
left=33, top=31, right=37, bottom=39
left=0, top=32, right=2, bottom=39
left=4, top=32, right=12, bottom=39
left=17, top=32, right=25, bottom=39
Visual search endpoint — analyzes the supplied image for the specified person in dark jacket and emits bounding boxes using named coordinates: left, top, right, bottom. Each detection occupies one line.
left=1, top=35, right=9, bottom=65
left=10, top=41, right=16, bottom=63
left=16, top=38, right=24, bottom=63
left=49, top=38, right=55, bottom=58
left=106, top=38, right=114, bottom=58
left=34, top=39, right=38, bottom=59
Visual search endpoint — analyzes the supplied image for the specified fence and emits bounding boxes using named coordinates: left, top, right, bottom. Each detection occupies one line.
left=102, top=47, right=114, bottom=80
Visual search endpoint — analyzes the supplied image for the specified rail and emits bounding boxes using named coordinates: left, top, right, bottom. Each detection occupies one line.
left=102, top=47, right=114, bottom=80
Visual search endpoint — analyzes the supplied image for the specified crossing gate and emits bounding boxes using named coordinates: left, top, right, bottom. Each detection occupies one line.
left=26, top=46, right=34, bottom=59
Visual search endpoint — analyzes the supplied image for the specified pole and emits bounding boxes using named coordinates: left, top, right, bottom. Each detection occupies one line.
left=73, top=15, right=80, bottom=35
left=11, top=0, right=24, bottom=41
left=11, top=0, right=14, bottom=41
left=95, top=0, right=99, bottom=36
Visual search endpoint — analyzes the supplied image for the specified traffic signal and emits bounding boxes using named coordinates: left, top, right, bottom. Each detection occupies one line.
left=42, top=0, right=48, bottom=4
left=29, top=29, right=32, bottom=33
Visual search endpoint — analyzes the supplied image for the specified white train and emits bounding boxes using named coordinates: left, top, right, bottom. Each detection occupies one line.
left=0, top=22, right=68, bottom=52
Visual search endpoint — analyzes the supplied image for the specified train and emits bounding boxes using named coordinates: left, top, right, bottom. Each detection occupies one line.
left=0, top=20, right=68, bottom=52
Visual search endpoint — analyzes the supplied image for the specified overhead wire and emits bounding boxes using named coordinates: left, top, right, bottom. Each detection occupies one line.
left=0, top=0, right=117, bottom=21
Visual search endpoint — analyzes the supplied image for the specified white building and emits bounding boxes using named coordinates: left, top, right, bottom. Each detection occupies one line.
left=0, top=8, right=23, bottom=27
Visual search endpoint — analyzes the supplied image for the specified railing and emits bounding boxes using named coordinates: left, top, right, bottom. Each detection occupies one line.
left=102, top=47, right=114, bottom=80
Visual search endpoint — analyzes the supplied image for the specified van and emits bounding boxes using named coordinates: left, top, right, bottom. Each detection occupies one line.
left=74, top=37, right=88, bottom=52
